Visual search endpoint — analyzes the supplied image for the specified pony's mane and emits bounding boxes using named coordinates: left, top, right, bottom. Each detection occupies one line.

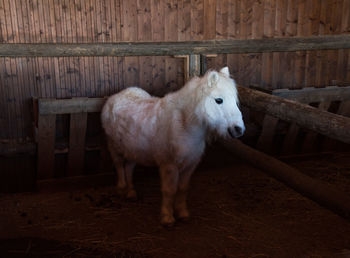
left=164, top=69, right=239, bottom=112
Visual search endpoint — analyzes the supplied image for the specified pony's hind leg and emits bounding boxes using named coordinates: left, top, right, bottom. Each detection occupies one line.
left=159, top=165, right=179, bottom=227
left=125, top=161, right=137, bottom=200
left=107, top=142, right=127, bottom=195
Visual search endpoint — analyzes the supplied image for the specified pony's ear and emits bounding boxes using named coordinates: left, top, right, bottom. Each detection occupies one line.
left=208, top=71, right=219, bottom=87
left=220, top=66, right=230, bottom=77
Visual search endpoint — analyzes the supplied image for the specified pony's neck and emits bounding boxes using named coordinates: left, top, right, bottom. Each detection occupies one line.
left=169, top=77, right=204, bottom=109
left=164, top=76, right=208, bottom=135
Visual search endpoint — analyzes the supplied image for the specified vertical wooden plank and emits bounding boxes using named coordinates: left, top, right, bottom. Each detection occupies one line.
left=285, top=0, right=298, bottom=88
left=0, top=59, right=7, bottom=139
left=165, top=0, right=181, bottom=93
left=214, top=0, right=227, bottom=69
left=328, top=0, right=349, bottom=85
left=0, top=0, right=6, bottom=43
left=281, top=123, right=300, bottom=156
left=272, top=0, right=287, bottom=88
left=15, top=57, right=27, bottom=138
left=75, top=0, right=86, bottom=96
left=189, top=54, right=201, bottom=78
left=0, top=57, right=10, bottom=139
left=121, top=0, right=139, bottom=89
left=178, top=0, right=191, bottom=41
left=12, top=0, right=23, bottom=43
left=6, top=0, right=18, bottom=43
left=280, top=0, right=300, bottom=155
left=327, top=0, right=343, bottom=86
left=151, top=0, right=165, bottom=95
left=191, top=0, right=204, bottom=40
left=304, top=0, right=320, bottom=88
left=37, top=114, right=56, bottom=179
left=301, top=101, right=331, bottom=153
left=3, top=0, right=18, bottom=139
left=103, top=0, right=113, bottom=96
left=256, top=115, right=279, bottom=154
left=294, top=0, right=307, bottom=89
left=177, top=0, right=191, bottom=86
left=9, top=0, right=27, bottom=138
left=340, top=0, right=350, bottom=86
left=203, top=0, right=216, bottom=39
left=67, top=1, right=79, bottom=97
left=249, top=0, right=264, bottom=87
left=227, top=0, right=240, bottom=82
left=16, top=0, right=29, bottom=42
left=238, top=0, right=253, bottom=86
left=261, top=0, right=275, bottom=90
left=67, top=112, right=87, bottom=176
left=315, top=0, right=328, bottom=87
left=109, top=0, right=119, bottom=94
left=85, top=0, right=95, bottom=96
left=95, top=0, right=105, bottom=96
left=137, top=0, right=153, bottom=93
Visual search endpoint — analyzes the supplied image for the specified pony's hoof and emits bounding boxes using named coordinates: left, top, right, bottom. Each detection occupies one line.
left=178, top=215, right=190, bottom=223
left=116, top=186, right=127, bottom=197
left=161, top=215, right=175, bottom=228
left=177, top=211, right=190, bottom=223
left=126, top=190, right=138, bottom=201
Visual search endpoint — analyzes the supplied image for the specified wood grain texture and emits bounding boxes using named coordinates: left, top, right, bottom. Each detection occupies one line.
left=238, top=86, right=350, bottom=144
left=38, top=97, right=106, bottom=115
left=67, top=112, right=87, bottom=176
left=37, top=114, right=56, bottom=179
left=1, top=35, right=350, bottom=57
left=0, top=0, right=349, bottom=148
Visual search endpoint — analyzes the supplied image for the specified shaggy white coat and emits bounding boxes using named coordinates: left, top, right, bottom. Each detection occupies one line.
left=101, top=67, right=245, bottom=226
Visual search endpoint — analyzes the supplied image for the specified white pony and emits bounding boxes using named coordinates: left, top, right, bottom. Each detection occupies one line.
left=101, top=67, right=245, bottom=226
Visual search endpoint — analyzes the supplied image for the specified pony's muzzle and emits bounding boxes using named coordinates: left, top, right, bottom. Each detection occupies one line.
left=228, top=125, right=245, bottom=138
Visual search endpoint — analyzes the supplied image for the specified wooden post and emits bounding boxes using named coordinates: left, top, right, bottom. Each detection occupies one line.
left=175, top=54, right=216, bottom=81
left=221, top=138, right=350, bottom=221
left=189, top=54, right=201, bottom=78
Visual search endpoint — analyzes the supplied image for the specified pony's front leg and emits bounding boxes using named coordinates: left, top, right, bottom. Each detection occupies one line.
left=175, top=164, right=197, bottom=221
left=159, top=165, right=179, bottom=227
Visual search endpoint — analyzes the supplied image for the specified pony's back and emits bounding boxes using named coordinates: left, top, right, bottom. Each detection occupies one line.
left=101, top=87, right=162, bottom=166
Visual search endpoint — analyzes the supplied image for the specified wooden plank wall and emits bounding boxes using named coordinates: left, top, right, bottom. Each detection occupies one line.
left=0, top=0, right=349, bottom=142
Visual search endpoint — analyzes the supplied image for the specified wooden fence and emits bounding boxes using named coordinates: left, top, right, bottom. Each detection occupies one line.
left=1, top=0, right=350, bottom=142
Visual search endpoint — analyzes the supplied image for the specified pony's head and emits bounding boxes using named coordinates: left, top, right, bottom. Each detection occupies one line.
left=195, top=67, right=245, bottom=138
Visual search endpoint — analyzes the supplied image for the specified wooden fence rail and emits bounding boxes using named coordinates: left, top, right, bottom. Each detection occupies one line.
left=238, top=86, right=350, bottom=145
left=1, top=35, right=350, bottom=57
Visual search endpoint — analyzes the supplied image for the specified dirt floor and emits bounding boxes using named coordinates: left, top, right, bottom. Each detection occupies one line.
left=1, top=148, right=350, bottom=258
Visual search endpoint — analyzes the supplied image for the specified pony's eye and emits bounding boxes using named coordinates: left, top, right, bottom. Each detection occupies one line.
left=215, top=98, right=223, bottom=104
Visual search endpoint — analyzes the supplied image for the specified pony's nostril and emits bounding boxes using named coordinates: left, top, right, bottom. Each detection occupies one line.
left=228, top=126, right=244, bottom=138
left=234, top=126, right=242, bottom=135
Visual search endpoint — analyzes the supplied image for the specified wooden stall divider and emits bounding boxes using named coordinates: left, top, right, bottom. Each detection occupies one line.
left=37, top=114, right=56, bottom=179
left=36, top=97, right=106, bottom=180
left=67, top=112, right=88, bottom=176
left=269, top=86, right=350, bottom=155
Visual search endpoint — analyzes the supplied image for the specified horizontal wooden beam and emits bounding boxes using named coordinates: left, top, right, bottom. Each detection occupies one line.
left=38, top=97, right=106, bottom=115
left=1, top=35, right=350, bottom=57
left=221, top=138, right=350, bottom=221
left=0, top=142, right=36, bottom=156
left=238, top=86, right=350, bottom=144
left=273, top=86, right=350, bottom=103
